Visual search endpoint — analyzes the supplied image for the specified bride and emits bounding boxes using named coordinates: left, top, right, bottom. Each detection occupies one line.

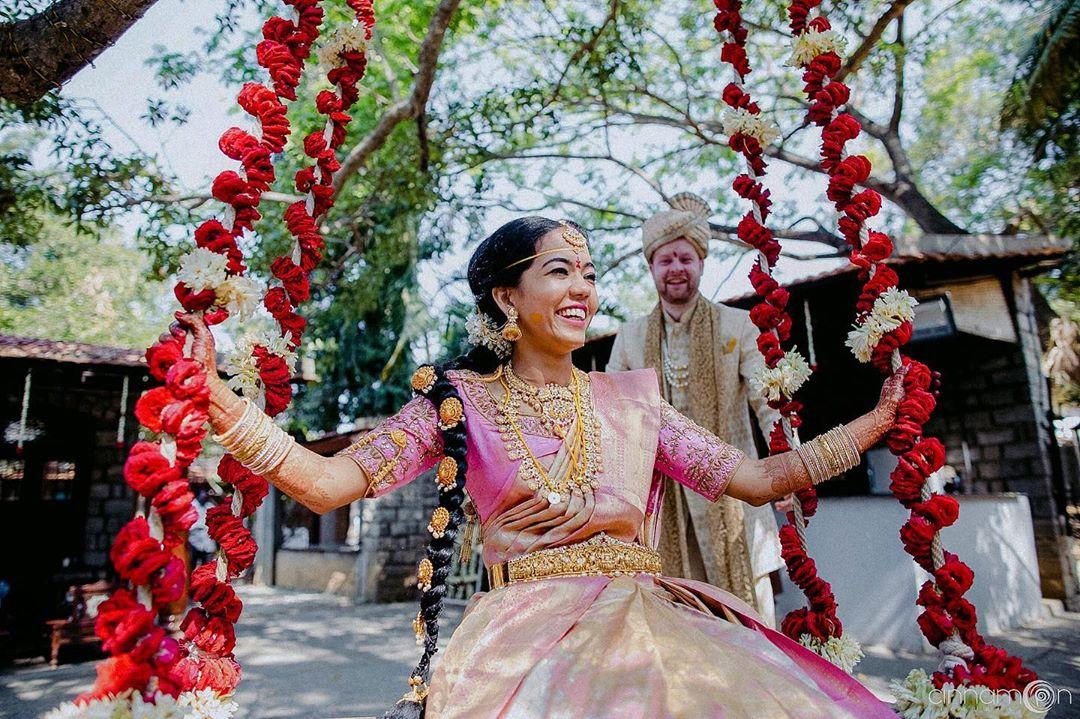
left=182, top=216, right=906, bottom=718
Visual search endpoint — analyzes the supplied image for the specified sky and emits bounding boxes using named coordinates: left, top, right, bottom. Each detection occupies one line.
left=57, top=0, right=847, bottom=336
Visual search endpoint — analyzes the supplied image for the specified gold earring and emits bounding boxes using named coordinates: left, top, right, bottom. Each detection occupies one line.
left=501, top=307, right=522, bottom=342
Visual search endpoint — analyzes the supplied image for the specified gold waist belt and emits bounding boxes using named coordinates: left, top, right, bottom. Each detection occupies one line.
left=487, top=533, right=662, bottom=589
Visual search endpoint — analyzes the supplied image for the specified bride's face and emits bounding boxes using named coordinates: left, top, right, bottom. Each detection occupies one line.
left=495, top=228, right=599, bottom=355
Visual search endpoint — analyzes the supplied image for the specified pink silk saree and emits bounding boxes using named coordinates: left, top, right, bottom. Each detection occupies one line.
left=339, top=368, right=895, bottom=719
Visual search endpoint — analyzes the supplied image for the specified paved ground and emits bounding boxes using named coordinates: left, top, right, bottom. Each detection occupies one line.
left=3, top=586, right=1078, bottom=718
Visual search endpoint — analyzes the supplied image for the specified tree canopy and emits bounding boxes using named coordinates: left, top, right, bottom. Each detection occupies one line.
left=4, top=0, right=1078, bottom=427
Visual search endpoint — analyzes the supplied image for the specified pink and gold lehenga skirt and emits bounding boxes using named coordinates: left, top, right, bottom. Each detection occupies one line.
left=425, top=535, right=896, bottom=719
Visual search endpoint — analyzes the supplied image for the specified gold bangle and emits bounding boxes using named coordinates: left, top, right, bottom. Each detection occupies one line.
left=828, top=427, right=858, bottom=473
left=838, top=426, right=860, bottom=468
left=228, top=415, right=274, bottom=464
left=248, top=425, right=294, bottom=476
left=817, top=433, right=842, bottom=476
left=796, top=444, right=825, bottom=485
left=214, top=399, right=256, bottom=445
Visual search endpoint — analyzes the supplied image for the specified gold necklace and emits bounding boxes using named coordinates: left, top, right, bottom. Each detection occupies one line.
left=496, top=365, right=603, bottom=504
left=504, top=362, right=576, bottom=436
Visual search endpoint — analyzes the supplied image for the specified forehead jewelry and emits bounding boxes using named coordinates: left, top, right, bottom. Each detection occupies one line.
left=503, top=224, right=591, bottom=271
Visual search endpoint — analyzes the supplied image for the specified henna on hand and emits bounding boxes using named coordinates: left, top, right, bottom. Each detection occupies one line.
left=762, top=452, right=810, bottom=500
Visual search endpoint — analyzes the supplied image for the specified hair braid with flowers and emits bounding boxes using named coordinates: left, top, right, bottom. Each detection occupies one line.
left=384, top=365, right=467, bottom=719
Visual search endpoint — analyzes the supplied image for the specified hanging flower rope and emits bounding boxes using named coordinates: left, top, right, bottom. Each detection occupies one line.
left=47, top=2, right=376, bottom=718
left=785, top=0, right=1043, bottom=712
left=712, top=0, right=860, bottom=672
left=175, top=0, right=374, bottom=698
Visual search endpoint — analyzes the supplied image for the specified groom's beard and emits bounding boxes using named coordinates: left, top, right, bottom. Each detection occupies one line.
left=658, top=271, right=698, bottom=304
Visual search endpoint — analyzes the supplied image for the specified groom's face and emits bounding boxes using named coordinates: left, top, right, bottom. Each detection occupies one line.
left=649, top=238, right=703, bottom=304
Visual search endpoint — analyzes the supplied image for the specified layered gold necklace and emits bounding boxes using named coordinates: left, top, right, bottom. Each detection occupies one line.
left=496, top=362, right=603, bottom=504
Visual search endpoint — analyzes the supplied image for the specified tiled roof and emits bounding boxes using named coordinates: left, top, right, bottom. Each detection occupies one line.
left=0, top=334, right=145, bottom=368
left=721, top=233, right=1068, bottom=302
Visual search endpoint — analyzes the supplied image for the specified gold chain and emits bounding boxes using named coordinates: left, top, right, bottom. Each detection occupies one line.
left=497, top=366, right=602, bottom=504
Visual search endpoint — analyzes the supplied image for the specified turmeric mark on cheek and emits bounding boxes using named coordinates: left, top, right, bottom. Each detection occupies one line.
left=529, top=313, right=543, bottom=323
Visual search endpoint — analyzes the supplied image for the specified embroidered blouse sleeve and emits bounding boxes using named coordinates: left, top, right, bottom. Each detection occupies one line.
left=654, top=399, right=746, bottom=501
left=334, top=396, right=444, bottom=498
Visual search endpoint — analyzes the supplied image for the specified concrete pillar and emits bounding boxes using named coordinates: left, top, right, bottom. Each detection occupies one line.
left=252, top=485, right=278, bottom=586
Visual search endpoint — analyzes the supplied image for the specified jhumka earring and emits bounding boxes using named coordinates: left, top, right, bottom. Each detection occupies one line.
left=501, top=307, right=522, bottom=342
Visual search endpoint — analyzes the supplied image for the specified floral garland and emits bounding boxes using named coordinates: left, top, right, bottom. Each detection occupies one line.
left=48, top=2, right=375, bottom=717
left=786, top=0, right=1041, bottom=703
left=712, top=0, right=858, bottom=670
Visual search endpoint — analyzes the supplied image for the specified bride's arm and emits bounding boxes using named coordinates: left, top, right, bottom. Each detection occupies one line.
left=206, top=378, right=372, bottom=514
left=184, top=314, right=441, bottom=515
left=655, top=366, right=907, bottom=506
left=725, top=378, right=902, bottom=506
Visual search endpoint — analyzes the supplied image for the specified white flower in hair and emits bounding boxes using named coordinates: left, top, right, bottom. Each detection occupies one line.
left=215, top=275, right=263, bottom=320
left=465, top=309, right=511, bottom=358
left=788, top=27, right=847, bottom=68
left=721, top=106, right=780, bottom=147
left=751, top=352, right=812, bottom=402
left=177, top=248, right=229, bottom=294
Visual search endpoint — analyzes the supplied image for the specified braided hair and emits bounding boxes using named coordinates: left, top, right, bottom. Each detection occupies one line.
left=384, top=216, right=587, bottom=717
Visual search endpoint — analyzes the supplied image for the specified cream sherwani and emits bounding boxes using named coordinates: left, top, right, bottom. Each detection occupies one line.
left=607, top=294, right=784, bottom=626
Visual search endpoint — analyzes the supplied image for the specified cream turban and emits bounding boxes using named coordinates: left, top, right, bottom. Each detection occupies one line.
left=641, top=192, right=712, bottom=260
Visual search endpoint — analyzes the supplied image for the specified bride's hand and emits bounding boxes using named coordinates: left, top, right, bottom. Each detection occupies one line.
left=174, top=312, right=218, bottom=378
left=873, top=363, right=909, bottom=429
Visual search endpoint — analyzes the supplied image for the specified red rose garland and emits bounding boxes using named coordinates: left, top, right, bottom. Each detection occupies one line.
left=171, top=0, right=375, bottom=697
left=786, top=0, right=1039, bottom=697
left=67, top=1, right=377, bottom=711
left=713, top=0, right=851, bottom=665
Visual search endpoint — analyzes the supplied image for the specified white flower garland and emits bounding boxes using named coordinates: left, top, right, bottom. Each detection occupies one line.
left=798, top=633, right=863, bottom=673
left=223, top=331, right=298, bottom=403
left=215, top=275, right=263, bottom=321
left=45, top=690, right=238, bottom=719
left=722, top=106, right=781, bottom=147
left=316, top=24, right=370, bottom=69
left=891, top=669, right=1050, bottom=719
left=175, top=249, right=263, bottom=321
left=788, top=27, right=848, bottom=67
left=176, top=248, right=229, bottom=294
left=751, top=351, right=812, bottom=403
left=845, top=288, right=917, bottom=363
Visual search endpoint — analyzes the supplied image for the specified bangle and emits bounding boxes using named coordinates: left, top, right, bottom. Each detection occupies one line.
left=214, top=399, right=295, bottom=477
left=800, top=426, right=863, bottom=485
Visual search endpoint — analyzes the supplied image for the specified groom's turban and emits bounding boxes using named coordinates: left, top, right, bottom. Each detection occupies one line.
left=641, top=192, right=712, bottom=261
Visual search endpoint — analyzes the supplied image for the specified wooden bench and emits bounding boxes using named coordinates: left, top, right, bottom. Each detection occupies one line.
left=45, top=580, right=111, bottom=666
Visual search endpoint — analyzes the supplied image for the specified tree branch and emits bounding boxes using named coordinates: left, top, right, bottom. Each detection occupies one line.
left=333, top=0, right=460, bottom=194
left=834, top=0, right=915, bottom=84
left=0, top=0, right=162, bottom=104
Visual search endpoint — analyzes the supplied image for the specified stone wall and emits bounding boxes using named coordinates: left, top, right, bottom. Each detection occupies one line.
left=355, top=471, right=439, bottom=602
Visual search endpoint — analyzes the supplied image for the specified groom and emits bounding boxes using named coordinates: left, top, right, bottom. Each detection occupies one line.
left=607, top=193, right=784, bottom=626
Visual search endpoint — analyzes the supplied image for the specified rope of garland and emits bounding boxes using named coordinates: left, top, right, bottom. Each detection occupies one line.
left=712, top=0, right=856, bottom=670
left=786, top=0, right=1040, bottom=699
left=58, top=1, right=377, bottom=713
